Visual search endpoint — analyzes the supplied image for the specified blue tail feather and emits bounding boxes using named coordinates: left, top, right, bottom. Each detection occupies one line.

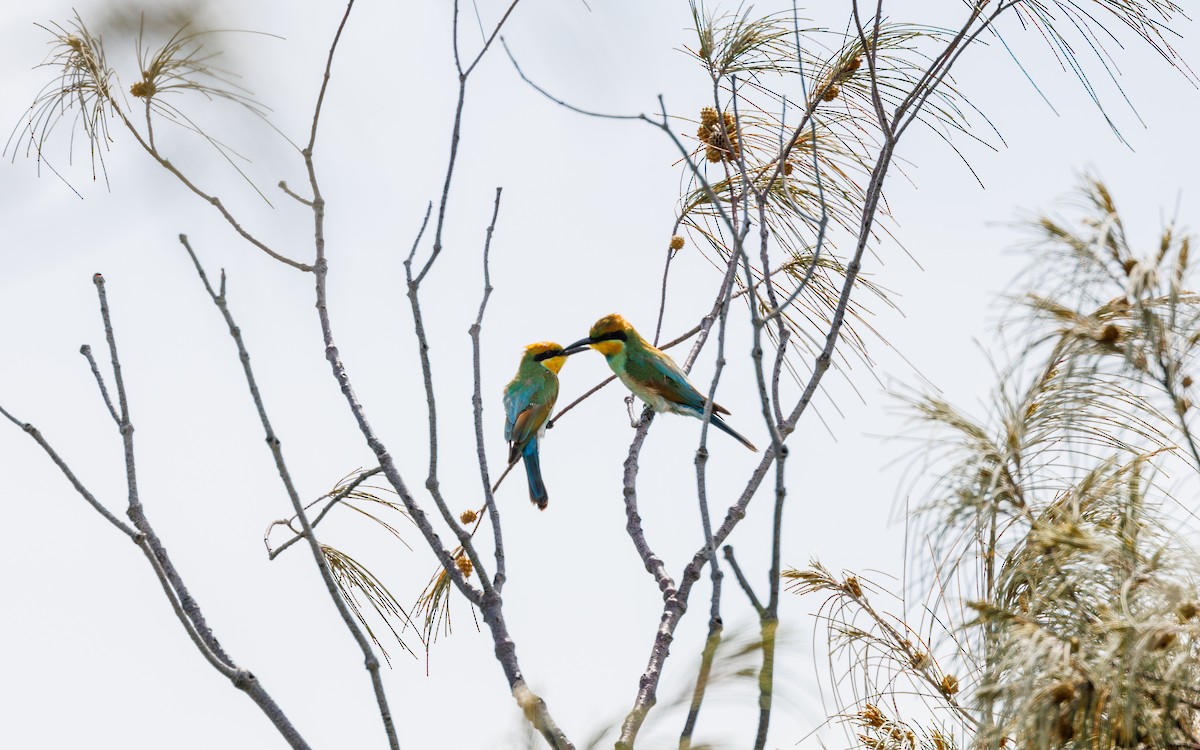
left=522, top=441, right=549, bottom=509
left=709, top=412, right=758, bottom=452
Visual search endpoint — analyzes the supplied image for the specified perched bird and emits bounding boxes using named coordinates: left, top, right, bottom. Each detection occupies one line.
left=502, top=342, right=570, bottom=509
left=564, top=314, right=757, bottom=451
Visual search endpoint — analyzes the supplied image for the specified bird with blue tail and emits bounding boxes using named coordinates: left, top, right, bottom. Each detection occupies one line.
left=501, top=342, right=570, bottom=509
left=563, top=314, right=757, bottom=451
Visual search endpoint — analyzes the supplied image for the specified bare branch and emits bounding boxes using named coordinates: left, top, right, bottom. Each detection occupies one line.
left=79, top=344, right=119, bottom=425
left=178, top=234, right=400, bottom=750
left=266, top=466, right=385, bottom=560
left=4, top=278, right=313, bottom=749
left=304, top=0, right=356, bottom=157
left=277, top=180, right=314, bottom=206
left=470, top=187, right=507, bottom=590
left=723, top=545, right=765, bottom=616
left=0, top=404, right=137, bottom=538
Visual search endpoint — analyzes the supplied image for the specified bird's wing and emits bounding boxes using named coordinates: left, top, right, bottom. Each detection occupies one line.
left=503, top=376, right=557, bottom=461
left=507, top=402, right=553, bottom=460
left=624, top=347, right=728, bottom=413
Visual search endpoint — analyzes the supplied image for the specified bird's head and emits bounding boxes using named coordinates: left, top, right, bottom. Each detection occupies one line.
left=564, top=314, right=635, bottom=358
left=524, top=341, right=569, bottom=373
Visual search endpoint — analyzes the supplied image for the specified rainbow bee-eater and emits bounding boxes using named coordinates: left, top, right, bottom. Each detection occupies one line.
left=564, top=314, right=757, bottom=451
left=502, top=342, right=570, bottom=509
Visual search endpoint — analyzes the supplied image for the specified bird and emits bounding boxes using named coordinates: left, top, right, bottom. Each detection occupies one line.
left=563, top=314, right=757, bottom=451
left=502, top=341, right=570, bottom=509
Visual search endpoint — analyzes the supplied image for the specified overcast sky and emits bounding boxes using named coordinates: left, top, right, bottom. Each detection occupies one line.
left=2, top=1, right=1198, bottom=748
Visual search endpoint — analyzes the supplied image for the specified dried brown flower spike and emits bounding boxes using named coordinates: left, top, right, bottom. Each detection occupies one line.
left=697, top=107, right=741, bottom=163
left=455, top=553, right=474, bottom=578
left=941, top=674, right=960, bottom=694
left=858, top=703, right=886, bottom=728
left=844, top=575, right=863, bottom=598
left=130, top=79, right=155, bottom=99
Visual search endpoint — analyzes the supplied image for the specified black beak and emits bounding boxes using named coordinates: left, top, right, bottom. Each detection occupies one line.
left=562, top=337, right=595, bottom=356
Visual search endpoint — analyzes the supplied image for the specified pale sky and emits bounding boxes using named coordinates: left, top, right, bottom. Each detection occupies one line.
left=2, top=1, right=1198, bottom=748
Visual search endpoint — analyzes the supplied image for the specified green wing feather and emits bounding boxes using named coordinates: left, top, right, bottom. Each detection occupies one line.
left=503, top=367, right=558, bottom=463
left=624, top=345, right=729, bottom=413
left=507, top=402, right=553, bottom=463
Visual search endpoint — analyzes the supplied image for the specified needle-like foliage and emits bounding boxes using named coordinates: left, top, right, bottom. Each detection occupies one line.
left=6, top=15, right=116, bottom=180
left=321, top=544, right=419, bottom=667
left=6, top=14, right=273, bottom=195
left=674, top=9, right=986, bottom=386
left=409, top=506, right=486, bottom=653
left=792, top=181, right=1200, bottom=750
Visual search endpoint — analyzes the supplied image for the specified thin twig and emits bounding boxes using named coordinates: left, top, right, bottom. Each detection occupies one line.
left=471, top=188, right=507, bottom=591
left=416, top=0, right=523, bottom=286
left=180, top=223, right=402, bottom=750
left=678, top=620, right=723, bottom=750
left=751, top=456, right=788, bottom=749
left=617, top=2, right=1005, bottom=738
left=404, top=190, right=494, bottom=601
left=0, top=404, right=137, bottom=539
left=277, top=180, right=314, bottom=206
left=617, top=229, right=749, bottom=750
left=501, top=38, right=643, bottom=121
left=110, top=109, right=310, bottom=271
left=722, top=546, right=765, bottom=616
left=299, top=3, right=568, bottom=742
left=79, top=344, right=120, bottom=425
left=266, top=467, right=385, bottom=560
left=4, top=279, right=312, bottom=748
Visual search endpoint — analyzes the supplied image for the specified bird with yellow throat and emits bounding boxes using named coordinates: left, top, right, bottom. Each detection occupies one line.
left=564, top=314, right=757, bottom=451
left=502, top=342, right=571, bottom=509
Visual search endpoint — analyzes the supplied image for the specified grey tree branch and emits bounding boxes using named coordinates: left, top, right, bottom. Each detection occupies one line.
left=107, top=107, right=310, bottom=271
left=292, top=4, right=568, bottom=745
left=722, top=546, right=765, bottom=616
left=677, top=259, right=743, bottom=748
left=0, top=404, right=137, bottom=539
left=135, top=534, right=241, bottom=680
left=676, top=79, right=760, bottom=738
left=742, top=51, right=808, bottom=747
left=93, top=275, right=138, bottom=512
left=404, top=186, right=493, bottom=599
left=677, top=620, right=723, bottom=750
left=3, top=281, right=313, bottom=750
left=752, top=452, right=788, bottom=750
left=177, top=233, right=400, bottom=750
left=93, top=274, right=239, bottom=672
left=470, top=187, right=508, bottom=591
left=266, top=466, right=385, bottom=561
left=400, top=0, right=533, bottom=596
left=616, top=0, right=1014, bottom=737
left=417, top=0, right=523, bottom=286
left=79, top=344, right=120, bottom=425
left=617, top=236, right=749, bottom=748
left=277, top=180, right=314, bottom=206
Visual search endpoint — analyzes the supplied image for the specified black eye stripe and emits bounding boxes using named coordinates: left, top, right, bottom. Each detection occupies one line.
left=533, top=349, right=565, bottom=361
left=596, top=330, right=627, bottom=343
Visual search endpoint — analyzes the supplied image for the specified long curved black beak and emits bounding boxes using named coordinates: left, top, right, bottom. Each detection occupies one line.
left=562, top=337, right=595, bottom=356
